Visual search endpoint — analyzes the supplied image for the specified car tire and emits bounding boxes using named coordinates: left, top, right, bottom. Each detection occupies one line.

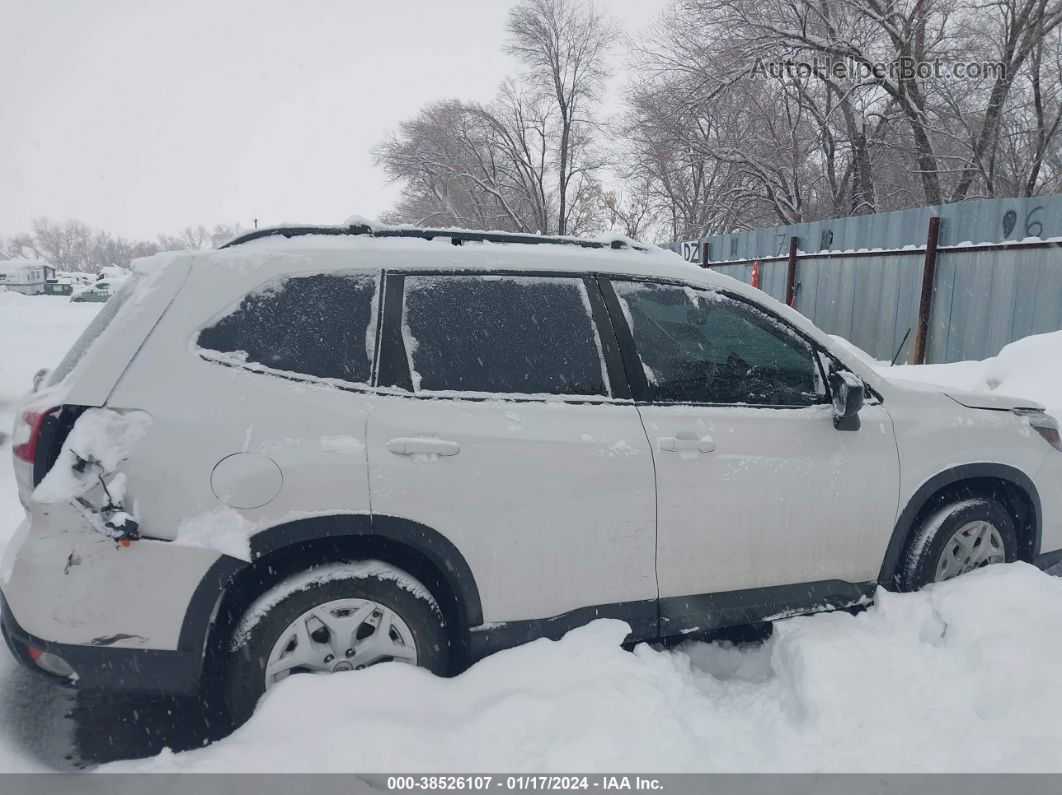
left=224, top=563, right=449, bottom=726
left=900, top=496, right=1017, bottom=591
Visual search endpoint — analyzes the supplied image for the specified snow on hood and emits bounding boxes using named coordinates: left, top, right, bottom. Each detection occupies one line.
left=849, top=329, right=1062, bottom=417
left=105, top=564, right=1062, bottom=773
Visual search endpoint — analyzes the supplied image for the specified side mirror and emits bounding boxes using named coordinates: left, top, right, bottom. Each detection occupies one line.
left=828, top=369, right=864, bottom=431
left=32, top=368, right=50, bottom=393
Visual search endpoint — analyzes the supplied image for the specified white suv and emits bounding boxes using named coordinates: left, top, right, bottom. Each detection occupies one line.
left=4, top=224, right=1061, bottom=724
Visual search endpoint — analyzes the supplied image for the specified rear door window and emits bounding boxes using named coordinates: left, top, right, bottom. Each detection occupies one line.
left=401, top=275, right=609, bottom=396
left=197, top=272, right=379, bottom=385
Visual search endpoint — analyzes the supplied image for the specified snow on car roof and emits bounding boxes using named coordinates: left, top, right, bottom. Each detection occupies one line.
left=196, top=222, right=716, bottom=285
left=0, top=258, right=51, bottom=274
left=221, top=217, right=653, bottom=252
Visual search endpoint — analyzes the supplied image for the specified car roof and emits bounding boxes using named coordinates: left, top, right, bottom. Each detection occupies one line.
left=187, top=224, right=715, bottom=285
left=220, top=222, right=649, bottom=252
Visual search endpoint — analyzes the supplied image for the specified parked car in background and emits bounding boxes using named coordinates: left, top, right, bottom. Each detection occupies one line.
left=3, top=224, right=1062, bottom=728
left=71, top=270, right=130, bottom=302
left=71, top=283, right=112, bottom=302
left=43, top=279, right=73, bottom=296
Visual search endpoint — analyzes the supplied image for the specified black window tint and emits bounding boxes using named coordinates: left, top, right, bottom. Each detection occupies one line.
left=402, top=275, right=608, bottom=396
left=614, top=282, right=819, bottom=405
left=198, top=272, right=378, bottom=384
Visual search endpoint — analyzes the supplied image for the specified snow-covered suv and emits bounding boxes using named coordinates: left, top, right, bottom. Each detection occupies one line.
left=4, top=223, right=1062, bottom=723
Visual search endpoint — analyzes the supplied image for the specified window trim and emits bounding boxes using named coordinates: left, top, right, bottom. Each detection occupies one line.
left=376, top=269, right=626, bottom=403
left=600, top=276, right=834, bottom=410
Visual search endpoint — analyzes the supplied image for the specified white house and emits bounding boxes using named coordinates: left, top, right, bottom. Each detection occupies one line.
left=0, top=259, right=52, bottom=295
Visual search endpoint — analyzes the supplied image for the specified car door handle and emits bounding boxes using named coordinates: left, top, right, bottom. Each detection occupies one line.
left=658, top=436, right=715, bottom=453
left=386, top=437, right=461, bottom=456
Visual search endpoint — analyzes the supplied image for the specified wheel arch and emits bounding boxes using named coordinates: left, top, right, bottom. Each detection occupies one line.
left=179, top=513, right=483, bottom=686
left=878, top=463, right=1041, bottom=587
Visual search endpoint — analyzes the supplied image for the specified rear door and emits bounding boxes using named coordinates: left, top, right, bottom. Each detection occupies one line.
left=365, top=271, right=658, bottom=637
left=602, top=278, right=899, bottom=631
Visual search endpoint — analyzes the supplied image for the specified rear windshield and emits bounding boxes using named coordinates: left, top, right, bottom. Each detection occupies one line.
left=46, top=274, right=143, bottom=387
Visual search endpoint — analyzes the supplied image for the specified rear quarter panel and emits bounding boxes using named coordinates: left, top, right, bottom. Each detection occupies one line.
left=104, top=249, right=377, bottom=546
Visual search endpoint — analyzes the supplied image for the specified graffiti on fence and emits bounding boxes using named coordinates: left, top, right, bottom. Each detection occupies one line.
left=680, top=240, right=701, bottom=263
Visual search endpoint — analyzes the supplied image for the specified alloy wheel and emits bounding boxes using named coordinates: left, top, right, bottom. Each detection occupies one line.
left=264, top=598, right=418, bottom=689
left=934, top=520, right=1006, bottom=582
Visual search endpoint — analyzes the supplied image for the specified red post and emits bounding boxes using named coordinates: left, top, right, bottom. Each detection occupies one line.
left=913, top=216, right=941, bottom=365
left=785, top=236, right=799, bottom=307
left=751, top=260, right=760, bottom=289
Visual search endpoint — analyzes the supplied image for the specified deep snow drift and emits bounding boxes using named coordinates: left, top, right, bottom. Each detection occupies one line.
left=106, top=564, right=1062, bottom=773
left=2, top=294, right=1062, bottom=772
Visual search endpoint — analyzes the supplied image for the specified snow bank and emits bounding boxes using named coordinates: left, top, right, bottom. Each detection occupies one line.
left=0, top=291, right=32, bottom=305
left=108, top=564, right=1062, bottom=773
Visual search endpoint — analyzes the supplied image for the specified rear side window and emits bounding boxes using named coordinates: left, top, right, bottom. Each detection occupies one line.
left=613, top=281, right=821, bottom=405
left=197, top=272, right=379, bottom=384
left=401, top=275, right=609, bottom=396
left=47, top=273, right=143, bottom=387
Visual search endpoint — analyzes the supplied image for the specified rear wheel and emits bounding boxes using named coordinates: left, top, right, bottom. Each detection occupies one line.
left=224, top=562, right=448, bottom=726
left=900, top=497, right=1017, bottom=591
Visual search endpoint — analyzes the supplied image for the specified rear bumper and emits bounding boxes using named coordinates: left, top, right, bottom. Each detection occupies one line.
left=1, top=506, right=224, bottom=652
left=1, top=591, right=201, bottom=695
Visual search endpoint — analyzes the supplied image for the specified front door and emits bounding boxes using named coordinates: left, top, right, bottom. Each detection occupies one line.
left=602, top=278, right=900, bottom=632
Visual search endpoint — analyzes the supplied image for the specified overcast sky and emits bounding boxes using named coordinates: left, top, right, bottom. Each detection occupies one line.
left=0, top=0, right=667, bottom=239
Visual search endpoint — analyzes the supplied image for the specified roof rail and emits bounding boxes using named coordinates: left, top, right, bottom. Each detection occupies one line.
left=218, top=224, right=645, bottom=251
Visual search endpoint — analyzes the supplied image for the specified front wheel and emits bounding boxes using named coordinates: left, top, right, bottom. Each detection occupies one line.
left=224, top=562, right=449, bottom=726
left=900, top=497, right=1017, bottom=591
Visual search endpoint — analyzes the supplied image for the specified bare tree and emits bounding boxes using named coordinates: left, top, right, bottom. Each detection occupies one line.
left=31, top=218, right=95, bottom=271
left=506, top=0, right=618, bottom=234
left=947, top=0, right=1062, bottom=200
left=157, top=225, right=212, bottom=251
left=615, top=0, right=1062, bottom=238
left=374, top=97, right=554, bottom=232
left=376, top=0, right=616, bottom=236
left=599, top=177, right=661, bottom=238
left=2, top=218, right=247, bottom=274
left=0, top=233, right=37, bottom=260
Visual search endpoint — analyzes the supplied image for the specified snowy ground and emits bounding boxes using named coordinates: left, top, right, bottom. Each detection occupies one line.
left=2, top=292, right=1062, bottom=772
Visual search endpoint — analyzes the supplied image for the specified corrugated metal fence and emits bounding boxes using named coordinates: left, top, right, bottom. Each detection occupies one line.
left=667, top=195, right=1062, bottom=364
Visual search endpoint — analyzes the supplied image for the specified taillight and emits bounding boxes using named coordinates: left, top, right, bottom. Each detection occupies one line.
left=1014, top=408, right=1062, bottom=453
left=25, top=644, right=76, bottom=679
left=12, top=407, right=55, bottom=464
